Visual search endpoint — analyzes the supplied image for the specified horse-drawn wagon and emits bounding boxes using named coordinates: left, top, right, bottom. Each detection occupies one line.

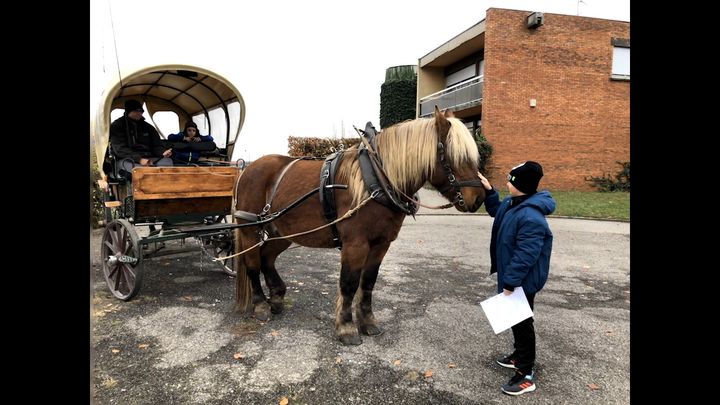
left=92, top=64, right=246, bottom=300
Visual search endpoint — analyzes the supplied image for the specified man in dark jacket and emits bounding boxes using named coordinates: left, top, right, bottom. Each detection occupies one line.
left=109, top=99, right=173, bottom=175
left=477, top=161, right=556, bottom=396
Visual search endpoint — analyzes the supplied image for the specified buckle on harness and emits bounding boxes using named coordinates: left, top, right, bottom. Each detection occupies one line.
left=261, top=203, right=271, bottom=215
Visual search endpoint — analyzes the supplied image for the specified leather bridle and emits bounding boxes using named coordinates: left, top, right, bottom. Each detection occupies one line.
left=435, top=141, right=486, bottom=212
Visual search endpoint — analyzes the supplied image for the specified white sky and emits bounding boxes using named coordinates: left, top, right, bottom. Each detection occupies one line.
left=90, top=0, right=629, bottom=161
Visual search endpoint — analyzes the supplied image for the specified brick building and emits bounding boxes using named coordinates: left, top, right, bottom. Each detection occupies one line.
left=416, top=8, right=629, bottom=190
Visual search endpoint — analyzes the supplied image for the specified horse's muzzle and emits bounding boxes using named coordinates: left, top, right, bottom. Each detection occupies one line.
left=467, top=196, right=484, bottom=213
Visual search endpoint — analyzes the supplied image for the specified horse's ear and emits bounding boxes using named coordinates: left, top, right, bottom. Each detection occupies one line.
left=434, top=105, right=451, bottom=141
left=434, top=105, right=447, bottom=124
left=444, top=109, right=455, bottom=118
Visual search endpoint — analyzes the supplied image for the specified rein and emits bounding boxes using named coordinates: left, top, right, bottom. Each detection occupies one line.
left=215, top=192, right=375, bottom=261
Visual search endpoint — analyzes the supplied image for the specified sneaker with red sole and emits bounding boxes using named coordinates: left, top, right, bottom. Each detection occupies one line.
left=501, top=370, right=536, bottom=396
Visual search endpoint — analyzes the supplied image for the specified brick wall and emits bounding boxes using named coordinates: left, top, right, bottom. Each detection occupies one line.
left=482, top=9, right=629, bottom=190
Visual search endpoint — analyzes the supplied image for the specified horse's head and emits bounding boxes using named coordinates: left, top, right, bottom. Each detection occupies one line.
left=428, top=106, right=486, bottom=212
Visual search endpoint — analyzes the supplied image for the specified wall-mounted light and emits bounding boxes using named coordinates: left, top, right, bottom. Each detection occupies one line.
left=530, top=99, right=537, bottom=108
left=527, top=12, right=544, bottom=29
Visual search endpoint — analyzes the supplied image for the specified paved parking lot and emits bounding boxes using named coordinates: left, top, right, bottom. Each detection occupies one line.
left=91, top=191, right=629, bottom=404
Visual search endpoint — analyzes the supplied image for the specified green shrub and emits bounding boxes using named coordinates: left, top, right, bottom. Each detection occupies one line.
left=90, top=153, right=104, bottom=228
left=585, top=161, right=630, bottom=192
left=380, top=67, right=416, bottom=128
left=474, top=129, right=493, bottom=174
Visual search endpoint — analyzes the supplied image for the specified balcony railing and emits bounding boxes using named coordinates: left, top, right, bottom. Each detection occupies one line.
left=419, top=76, right=483, bottom=117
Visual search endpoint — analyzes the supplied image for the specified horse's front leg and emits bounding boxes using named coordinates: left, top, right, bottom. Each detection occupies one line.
left=355, top=242, right=391, bottom=336
left=335, top=242, right=369, bottom=345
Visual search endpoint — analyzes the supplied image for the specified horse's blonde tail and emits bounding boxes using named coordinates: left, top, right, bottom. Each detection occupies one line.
left=234, top=229, right=252, bottom=313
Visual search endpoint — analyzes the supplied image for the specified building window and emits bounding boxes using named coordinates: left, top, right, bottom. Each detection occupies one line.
left=446, top=64, right=476, bottom=87
left=611, top=38, right=630, bottom=81
left=444, top=51, right=484, bottom=88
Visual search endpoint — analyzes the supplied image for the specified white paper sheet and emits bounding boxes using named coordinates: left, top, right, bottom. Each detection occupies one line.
left=480, top=287, right=534, bottom=334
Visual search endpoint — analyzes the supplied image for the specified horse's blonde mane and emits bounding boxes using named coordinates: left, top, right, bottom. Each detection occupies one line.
left=338, top=117, right=480, bottom=206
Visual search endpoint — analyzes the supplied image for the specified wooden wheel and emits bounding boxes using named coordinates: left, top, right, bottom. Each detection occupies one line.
left=101, top=219, right=143, bottom=300
left=202, top=230, right=237, bottom=276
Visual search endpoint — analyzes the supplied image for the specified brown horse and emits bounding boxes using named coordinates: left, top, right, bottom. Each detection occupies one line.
left=233, top=107, right=486, bottom=345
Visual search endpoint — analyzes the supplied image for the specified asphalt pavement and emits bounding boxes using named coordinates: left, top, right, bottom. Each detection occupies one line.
left=90, top=188, right=629, bottom=404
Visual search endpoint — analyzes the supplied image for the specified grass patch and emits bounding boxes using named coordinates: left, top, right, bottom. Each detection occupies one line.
left=495, top=190, right=629, bottom=221
left=552, top=191, right=629, bottom=221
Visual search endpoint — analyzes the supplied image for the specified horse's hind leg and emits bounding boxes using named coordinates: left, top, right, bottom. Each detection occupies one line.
left=240, top=234, right=272, bottom=321
left=355, top=242, right=390, bottom=336
left=335, top=242, right=369, bottom=345
left=260, top=240, right=292, bottom=314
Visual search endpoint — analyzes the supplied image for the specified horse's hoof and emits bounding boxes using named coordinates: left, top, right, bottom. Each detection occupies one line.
left=270, top=300, right=284, bottom=314
left=338, top=334, right=362, bottom=346
left=359, top=324, right=383, bottom=336
left=253, top=304, right=271, bottom=321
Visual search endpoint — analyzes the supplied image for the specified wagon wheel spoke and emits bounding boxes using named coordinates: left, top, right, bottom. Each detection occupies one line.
left=109, top=227, right=119, bottom=249
left=107, top=260, right=119, bottom=279
left=114, top=264, right=122, bottom=291
left=123, top=263, right=136, bottom=280
left=104, top=240, right=120, bottom=255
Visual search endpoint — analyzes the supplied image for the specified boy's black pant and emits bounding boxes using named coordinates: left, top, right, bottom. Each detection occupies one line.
left=510, top=292, right=536, bottom=375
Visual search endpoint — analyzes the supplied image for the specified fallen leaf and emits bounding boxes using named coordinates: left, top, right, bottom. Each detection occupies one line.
left=393, top=359, right=401, bottom=366
left=181, top=296, right=193, bottom=301
left=279, top=397, right=289, bottom=405
left=137, top=344, right=150, bottom=349
left=448, top=363, right=457, bottom=368
left=102, top=376, right=118, bottom=388
left=111, top=349, right=120, bottom=354
left=233, top=352, right=244, bottom=360
left=588, top=383, right=600, bottom=390
left=270, top=330, right=280, bottom=337
left=605, top=330, right=613, bottom=335
left=335, top=356, right=342, bottom=364
left=424, top=370, right=433, bottom=378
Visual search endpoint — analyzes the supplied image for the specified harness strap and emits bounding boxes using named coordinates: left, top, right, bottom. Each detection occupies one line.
left=357, top=142, right=418, bottom=216
left=232, top=158, right=306, bottom=226
left=319, top=151, right=345, bottom=248
left=264, top=158, right=303, bottom=216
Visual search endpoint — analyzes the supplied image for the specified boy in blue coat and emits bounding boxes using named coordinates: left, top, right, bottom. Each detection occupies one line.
left=167, top=121, right=215, bottom=164
left=477, top=161, right=556, bottom=396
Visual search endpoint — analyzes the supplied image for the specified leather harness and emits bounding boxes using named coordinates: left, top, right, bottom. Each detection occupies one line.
left=232, top=119, right=485, bottom=250
left=319, top=151, right=345, bottom=248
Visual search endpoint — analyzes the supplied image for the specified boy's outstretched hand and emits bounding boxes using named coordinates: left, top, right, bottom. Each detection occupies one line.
left=477, top=171, right=492, bottom=191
